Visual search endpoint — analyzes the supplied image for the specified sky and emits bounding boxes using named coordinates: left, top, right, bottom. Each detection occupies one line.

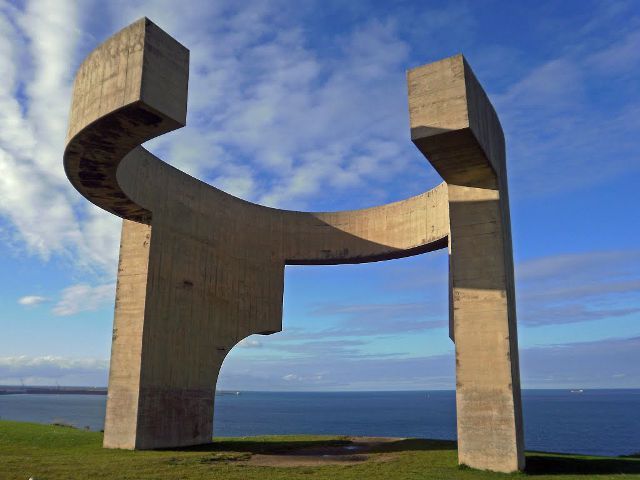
left=0, top=0, right=639, bottom=390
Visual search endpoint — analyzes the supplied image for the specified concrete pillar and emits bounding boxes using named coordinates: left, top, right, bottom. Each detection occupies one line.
left=408, top=55, right=525, bottom=472
left=103, top=219, right=150, bottom=448
left=449, top=183, right=524, bottom=472
left=104, top=216, right=286, bottom=449
left=104, top=219, right=221, bottom=449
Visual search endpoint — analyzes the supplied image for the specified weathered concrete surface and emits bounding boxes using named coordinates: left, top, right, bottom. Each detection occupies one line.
left=64, top=19, right=524, bottom=472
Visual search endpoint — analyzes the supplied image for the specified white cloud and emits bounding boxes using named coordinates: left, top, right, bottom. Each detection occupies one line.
left=17, top=295, right=48, bottom=306
left=217, top=334, right=640, bottom=391
left=1, top=0, right=638, bottom=302
left=0, top=0, right=121, bottom=273
left=237, top=337, right=262, bottom=348
left=0, top=355, right=107, bottom=370
left=0, top=355, right=108, bottom=386
left=1, top=334, right=636, bottom=389
left=492, top=26, right=640, bottom=196
left=516, top=249, right=640, bottom=327
left=52, top=283, right=116, bottom=316
left=0, top=0, right=446, bottom=279
left=109, top=1, right=432, bottom=211
left=586, top=29, right=640, bottom=73
left=305, top=302, right=446, bottom=337
left=520, top=336, right=640, bottom=388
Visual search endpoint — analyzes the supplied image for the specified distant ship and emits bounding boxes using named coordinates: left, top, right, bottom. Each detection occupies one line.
left=570, top=389, right=584, bottom=393
left=217, top=391, right=241, bottom=396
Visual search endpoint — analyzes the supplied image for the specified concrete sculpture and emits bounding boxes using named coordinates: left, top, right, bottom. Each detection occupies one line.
left=64, top=18, right=524, bottom=472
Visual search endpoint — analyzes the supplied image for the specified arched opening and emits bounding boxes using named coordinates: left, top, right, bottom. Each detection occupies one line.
left=215, top=250, right=456, bottom=439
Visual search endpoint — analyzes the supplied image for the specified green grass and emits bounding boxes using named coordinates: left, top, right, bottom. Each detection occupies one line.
left=1, top=420, right=639, bottom=479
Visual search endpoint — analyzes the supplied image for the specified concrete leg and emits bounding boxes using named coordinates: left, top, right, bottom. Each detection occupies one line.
left=448, top=184, right=525, bottom=472
left=103, top=219, right=150, bottom=449
left=103, top=218, right=278, bottom=449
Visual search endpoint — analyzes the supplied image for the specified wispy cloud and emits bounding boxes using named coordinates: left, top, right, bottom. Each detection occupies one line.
left=219, top=334, right=640, bottom=390
left=2, top=0, right=639, bottom=279
left=262, top=338, right=371, bottom=358
left=4, top=334, right=638, bottom=390
left=518, top=250, right=640, bottom=283
left=520, top=335, right=640, bottom=388
left=52, top=283, right=115, bottom=316
left=516, top=249, right=640, bottom=327
left=1, top=1, right=639, bottom=393
left=0, top=355, right=108, bottom=386
left=237, top=337, right=263, bottom=348
left=220, top=349, right=455, bottom=391
left=0, top=0, right=448, bottom=277
left=0, top=0, right=121, bottom=274
left=521, top=305, right=640, bottom=328
left=301, top=249, right=640, bottom=331
left=17, top=295, right=48, bottom=306
left=308, top=302, right=446, bottom=336
left=585, top=28, right=640, bottom=74
left=492, top=18, right=640, bottom=196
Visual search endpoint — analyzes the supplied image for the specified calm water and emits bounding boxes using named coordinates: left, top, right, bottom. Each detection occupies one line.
left=0, top=390, right=638, bottom=457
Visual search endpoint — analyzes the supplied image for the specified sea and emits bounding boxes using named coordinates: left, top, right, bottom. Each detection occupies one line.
left=0, top=389, right=638, bottom=457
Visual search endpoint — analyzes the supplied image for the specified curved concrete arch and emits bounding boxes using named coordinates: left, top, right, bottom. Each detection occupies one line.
left=64, top=18, right=524, bottom=473
left=115, top=149, right=450, bottom=265
left=64, top=17, right=449, bottom=265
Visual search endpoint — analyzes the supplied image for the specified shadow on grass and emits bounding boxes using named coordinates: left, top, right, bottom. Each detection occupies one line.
left=526, top=454, right=640, bottom=475
left=161, top=439, right=352, bottom=454
left=370, top=439, right=457, bottom=453
left=160, top=438, right=457, bottom=455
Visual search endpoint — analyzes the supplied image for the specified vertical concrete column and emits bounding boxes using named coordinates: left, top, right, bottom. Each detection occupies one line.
left=104, top=219, right=150, bottom=449
left=104, top=204, right=286, bottom=449
left=130, top=219, right=219, bottom=449
left=408, top=55, right=524, bottom=472
left=448, top=183, right=524, bottom=472
left=104, top=220, right=245, bottom=449
left=105, top=219, right=224, bottom=449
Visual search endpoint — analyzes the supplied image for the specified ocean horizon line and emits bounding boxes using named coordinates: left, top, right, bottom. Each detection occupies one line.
left=2, top=385, right=640, bottom=394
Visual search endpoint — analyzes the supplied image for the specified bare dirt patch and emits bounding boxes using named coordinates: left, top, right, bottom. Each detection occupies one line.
left=245, top=436, right=403, bottom=467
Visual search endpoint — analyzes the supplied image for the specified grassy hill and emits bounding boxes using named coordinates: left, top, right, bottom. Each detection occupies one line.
left=1, top=420, right=639, bottom=479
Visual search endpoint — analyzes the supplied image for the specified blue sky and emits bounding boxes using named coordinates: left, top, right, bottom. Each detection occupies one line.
left=0, top=0, right=639, bottom=390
